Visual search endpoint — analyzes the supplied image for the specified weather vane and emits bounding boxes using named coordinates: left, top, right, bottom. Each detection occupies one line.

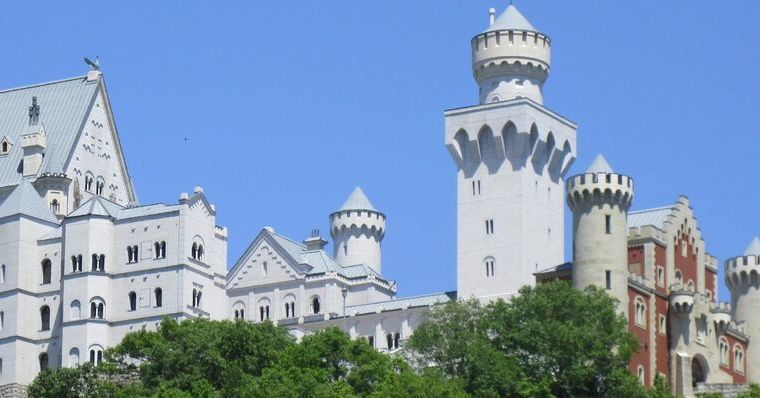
left=83, top=56, right=100, bottom=71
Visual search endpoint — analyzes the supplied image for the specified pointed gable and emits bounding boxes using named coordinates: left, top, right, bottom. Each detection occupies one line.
left=0, top=179, right=58, bottom=224
left=338, top=186, right=377, bottom=212
left=226, top=228, right=312, bottom=290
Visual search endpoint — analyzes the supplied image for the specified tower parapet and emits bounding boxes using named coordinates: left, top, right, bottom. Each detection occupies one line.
left=329, top=187, right=386, bottom=275
left=726, top=236, right=760, bottom=382
left=567, top=154, right=634, bottom=318
left=472, top=5, right=551, bottom=105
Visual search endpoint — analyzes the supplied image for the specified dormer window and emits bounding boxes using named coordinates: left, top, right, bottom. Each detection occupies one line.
left=0, top=138, right=10, bottom=155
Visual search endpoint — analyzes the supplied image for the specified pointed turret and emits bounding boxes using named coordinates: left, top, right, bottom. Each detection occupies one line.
left=329, top=187, right=386, bottom=274
left=472, top=4, right=551, bottom=104
left=744, top=236, right=760, bottom=256
left=586, top=154, right=614, bottom=174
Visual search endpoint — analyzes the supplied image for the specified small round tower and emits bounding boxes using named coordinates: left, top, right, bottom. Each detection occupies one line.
left=329, top=187, right=386, bottom=274
left=726, top=236, right=760, bottom=382
left=567, top=155, right=634, bottom=318
left=471, top=5, right=551, bottom=105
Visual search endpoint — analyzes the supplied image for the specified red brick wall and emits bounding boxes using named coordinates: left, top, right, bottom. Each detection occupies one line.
left=726, top=334, right=748, bottom=384
left=654, top=296, right=669, bottom=377
left=628, top=245, right=645, bottom=277
left=674, top=233, right=697, bottom=289
left=705, top=268, right=717, bottom=300
left=654, top=243, right=667, bottom=295
left=628, top=287, right=651, bottom=387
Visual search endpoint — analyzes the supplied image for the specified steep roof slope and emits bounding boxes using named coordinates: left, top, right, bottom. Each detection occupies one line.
left=0, top=179, right=58, bottom=224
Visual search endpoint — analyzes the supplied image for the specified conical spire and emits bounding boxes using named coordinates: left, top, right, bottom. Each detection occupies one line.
left=586, top=154, right=614, bottom=174
left=338, top=187, right=377, bottom=212
left=485, top=5, right=536, bottom=33
left=745, top=237, right=760, bottom=256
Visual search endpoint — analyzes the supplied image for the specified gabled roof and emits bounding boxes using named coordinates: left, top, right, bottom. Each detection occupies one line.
left=586, top=154, right=614, bottom=174
left=67, top=195, right=179, bottom=221
left=0, top=76, right=100, bottom=187
left=338, top=186, right=377, bottom=212
left=627, top=206, right=674, bottom=230
left=745, top=237, right=760, bottom=256
left=0, top=179, right=58, bottom=224
left=485, top=5, right=536, bottom=33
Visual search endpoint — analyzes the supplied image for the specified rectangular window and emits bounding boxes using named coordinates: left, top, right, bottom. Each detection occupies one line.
left=605, top=215, right=611, bottom=234
left=658, top=315, right=666, bottom=335
left=485, top=219, right=494, bottom=235
left=472, top=180, right=482, bottom=196
left=605, top=271, right=611, bottom=290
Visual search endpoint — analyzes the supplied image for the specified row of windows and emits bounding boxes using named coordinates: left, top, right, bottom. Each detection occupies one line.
left=719, top=338, right=746, bottom=374
left=83, top=175, right=106, bottom=196
left=233, top=296, right=322, bottom=322
left=128, top=288, right=164, bottom=311
left=362, top=333, right=402, bottom=350
left=70, top=254, right=105, bottom=273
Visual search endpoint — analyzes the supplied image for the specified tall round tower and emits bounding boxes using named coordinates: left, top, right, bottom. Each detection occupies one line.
left=726, top=236, right=760, bottom=382
left=471, top=5, right=551, bottom=105
left=329, top=187, right=386, bottom=274
left=567, top=155, right=634, bottom=318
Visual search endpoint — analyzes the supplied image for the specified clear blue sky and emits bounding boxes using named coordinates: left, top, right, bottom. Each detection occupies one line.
left=1, top=2, right=757, bottom=302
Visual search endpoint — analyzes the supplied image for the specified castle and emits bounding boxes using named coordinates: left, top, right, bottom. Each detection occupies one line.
left=0, top=5, right=755, bottom=397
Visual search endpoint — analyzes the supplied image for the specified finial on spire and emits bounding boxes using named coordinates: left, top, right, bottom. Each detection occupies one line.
left=84, top=56, right=100, bottom=71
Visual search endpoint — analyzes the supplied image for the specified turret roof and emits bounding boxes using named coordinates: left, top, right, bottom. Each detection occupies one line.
left=485, top=5, right=536, bottom=33
left=338, top=186, right=377, bottom=212
left=586, top=154, right=614, bottom=173
left=745, top=237, right=760, bottom=256
left=0, top=179, right=58, bottom=224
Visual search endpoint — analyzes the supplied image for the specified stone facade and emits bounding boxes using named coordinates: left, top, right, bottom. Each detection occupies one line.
left=0, top=5, right=754, bottom=398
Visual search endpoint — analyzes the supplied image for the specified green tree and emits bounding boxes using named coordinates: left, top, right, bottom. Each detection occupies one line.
left=28, top=363, right=118, bottom=398
left=406, top=280, right=645, bottom=398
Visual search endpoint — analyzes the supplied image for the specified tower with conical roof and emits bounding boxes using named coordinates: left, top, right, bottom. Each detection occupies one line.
left=726, top=236, right=760, bottom=382
left=567, top=154, right=634, bottom=317
left=329, top=187, right=386, bottom=274
left=445, top=5, right=577, bottom=300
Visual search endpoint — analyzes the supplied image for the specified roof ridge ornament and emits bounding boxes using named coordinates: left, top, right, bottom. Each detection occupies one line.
left=28, top=96, right=40, bottom=126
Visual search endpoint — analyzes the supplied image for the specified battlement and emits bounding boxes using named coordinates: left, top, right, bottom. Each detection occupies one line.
left=329, top=209, right=386, bottom=238
left=21, top=127, right=46, bottom=149
left=566, top=172, right=634, bottom=211
left=471, top=30, right=551, bottom=81
left=669, top=287, right=694, bottom=314
left=725, top=254, right=760, bottom=290
left=627, top=225, right=666, bottom=244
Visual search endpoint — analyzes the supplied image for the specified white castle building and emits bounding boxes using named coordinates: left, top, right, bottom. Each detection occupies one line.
left=0, top=5, right=755, bottom=397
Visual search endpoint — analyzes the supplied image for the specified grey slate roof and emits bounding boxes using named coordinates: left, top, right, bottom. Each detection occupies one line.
left=486, top=5, right=536, bottom=33
left=0, top=179, right=58, bottom=224
left=264, top=229, right=382, bottom=280
left=68, top=196, right=179, bottom=221
left=338, top=186, right=377, bottom=212
left=627, top=206, right=674, bottom=229
left=39, top=226, right=63, bottom=241
left=534, top=262, right=573, bottom=276
left=745, top=237, right=760, bottom=256
left=0, top=76, right=99, bottom=187
left=586, top=154, right=614, bottom=173
left=346, top=291, right=456, bottom=316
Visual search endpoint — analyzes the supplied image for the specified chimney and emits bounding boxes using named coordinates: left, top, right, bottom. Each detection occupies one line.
left=304, top=229, right=327, bottom=251
left=489, top=8, right=496, bottom=26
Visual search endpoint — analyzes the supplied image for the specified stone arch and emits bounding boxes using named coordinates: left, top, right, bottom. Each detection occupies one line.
left=477, top=125, right=502, bottom=173
left=692, top=354, right=708, bottom=387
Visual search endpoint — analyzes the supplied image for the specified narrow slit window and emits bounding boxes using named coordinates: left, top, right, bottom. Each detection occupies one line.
left=605, top=270, right=611, bottom=290
left=605, top=215, right=611, bottom=234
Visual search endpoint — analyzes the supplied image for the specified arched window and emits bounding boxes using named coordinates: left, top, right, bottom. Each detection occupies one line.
left=634, top=297, right=646, bottom=328
left=283, top=296, right=296, bottom=318
left=91, top=254, right=98, bottom=271
left=393, top=332, right=401, bottom=349
left=197, top=245, right=204, bottom=261
left=50, top=199, right=60, bottom=214
left=484, top=257, right=495, bottom=277
left=41, top=259, right=52, bottom=284
left=192, top=289, right=202, bottom=308
left=311, top=297, right=321, bottom=315
left=192, top=288, right=197, bottom=307
left=675, top=270, right=683, bottom=284
left=98, top=254, right=105, bottom=271
left=0, top=311, right=4, bottom=330
left=719, top=338, right=729, bottom=366
left=128, top=292, right=137, bottom=311
left=160, top=241, right=166, bottom=258
left=69, top=347, right=80, bottom=366
left=39, top=353, right=49, bottom=371
left=386, top=333, right=393, bottom=350
left=154, top=242, right=160, bottom=259
left=259, top=305, right=270, bottom=321
left=89, top=299, right=105, bottom=319
left=735, top=346, right=745, bottom=374
left=1, top=142, right=7, bottom=153
left=191, top=243, right=198, bottom=260
left=95, top=177, right=105, bottom=196
left=84, top=174, right=93, bottom=192
left=1, top=264, right=5, bottom=283
left=89, top=346, right=103, bottom=366
left=233, top=302, right=246, bottom=320
left=262, top=261, right=268, bottom=276
left=637, top=365, right=645, bottom=385
left=72, top=255, right=82, bottom=272
left=70, top=300, right=81, bottom=320
left=154, top=288, right=163, bottom=307
left=40, top=306, right=50, bottom=331
left=127, top=246, right=133, bottom=263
